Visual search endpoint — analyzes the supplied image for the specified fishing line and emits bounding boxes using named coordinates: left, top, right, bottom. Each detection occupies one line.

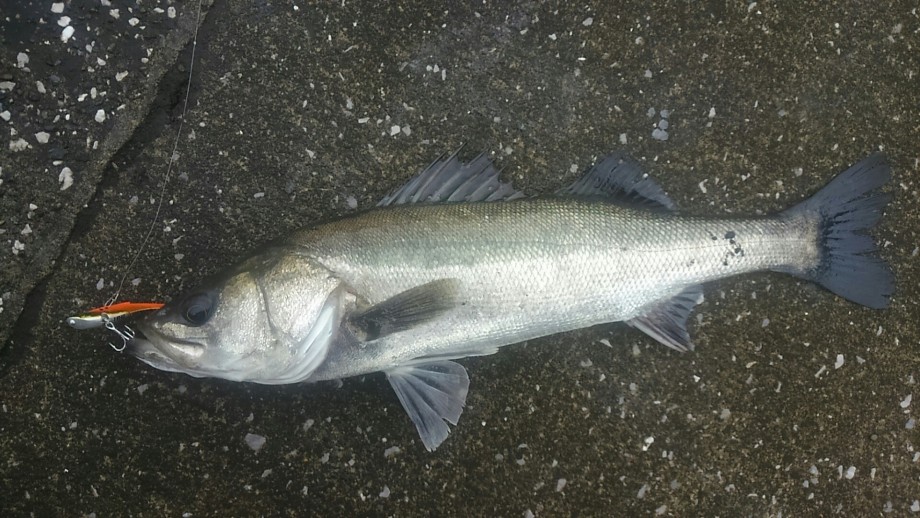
left=74, top=0, right=205, bottom=349
left=107, top=0, right=203, bottom=306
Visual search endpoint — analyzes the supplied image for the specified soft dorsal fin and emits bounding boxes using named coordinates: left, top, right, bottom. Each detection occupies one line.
left=386, top=360, right=470, bottom=451
left=378, top=151, right=524, bottom=206
left=626, top=285, right=704, bottom=352
left=559, top=152, right=676, bottom=211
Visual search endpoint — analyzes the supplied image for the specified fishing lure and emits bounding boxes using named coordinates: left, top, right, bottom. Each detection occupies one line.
left=67, top=301, right=164, bottom=352
left=66, top=301, right=164, bottom=330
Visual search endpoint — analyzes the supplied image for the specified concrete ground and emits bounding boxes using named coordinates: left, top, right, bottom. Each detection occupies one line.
left=1, top=0, right=918, bottom=515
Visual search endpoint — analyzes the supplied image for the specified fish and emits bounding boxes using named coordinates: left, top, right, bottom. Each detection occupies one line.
left=127, top=151, right=893, bottom=451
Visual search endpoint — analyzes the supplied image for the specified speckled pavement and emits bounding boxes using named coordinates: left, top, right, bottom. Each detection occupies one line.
left=1, top=1, right=918, bottom=515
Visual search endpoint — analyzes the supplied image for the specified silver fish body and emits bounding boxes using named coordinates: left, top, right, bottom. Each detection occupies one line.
left=130, top=152, right=893, bottom=450
left=296, top=198, right=816, bottom=381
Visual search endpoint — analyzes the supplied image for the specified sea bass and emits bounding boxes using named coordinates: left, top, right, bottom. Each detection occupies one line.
left=129, top=151, right=893, bottom=450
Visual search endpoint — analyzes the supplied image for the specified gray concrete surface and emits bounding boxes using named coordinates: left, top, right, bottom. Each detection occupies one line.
left=2, top=1, right=918, bottom=515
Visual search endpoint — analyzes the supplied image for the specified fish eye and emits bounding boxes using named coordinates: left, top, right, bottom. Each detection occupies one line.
left=180, top=292, right=215, bottom=326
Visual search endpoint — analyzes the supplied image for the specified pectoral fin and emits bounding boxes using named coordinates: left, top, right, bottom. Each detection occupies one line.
left=626, top=285, right=704, bottom=352
left=349, top=279, right=459, bottom=341
left=386, top=361, right=470, bottom=451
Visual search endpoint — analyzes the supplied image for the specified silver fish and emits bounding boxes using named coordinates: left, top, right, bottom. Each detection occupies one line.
left=129, top=151, right=893, bottom=450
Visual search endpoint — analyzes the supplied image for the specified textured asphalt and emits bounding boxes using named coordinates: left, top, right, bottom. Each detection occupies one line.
left=1, top=1, right=918, bottom=515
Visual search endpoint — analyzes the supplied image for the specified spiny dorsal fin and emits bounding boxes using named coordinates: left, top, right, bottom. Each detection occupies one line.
left=348, top=279, right=460, bottom=341
left=559, top=152, right=676, bottom=211
left=626, top=285, right=704, bottom=352
left=378, top=151, right=524, bottom=206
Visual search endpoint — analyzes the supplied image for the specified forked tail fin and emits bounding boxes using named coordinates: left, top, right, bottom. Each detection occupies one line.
left=783, top=153, right=894, bottom=309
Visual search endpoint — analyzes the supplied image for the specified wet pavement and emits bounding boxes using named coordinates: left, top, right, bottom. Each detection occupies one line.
left=1, top=1, right=918, bottom=515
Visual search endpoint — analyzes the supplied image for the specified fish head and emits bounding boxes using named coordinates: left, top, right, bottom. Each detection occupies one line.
left=129, top=251, right=346, bottom=384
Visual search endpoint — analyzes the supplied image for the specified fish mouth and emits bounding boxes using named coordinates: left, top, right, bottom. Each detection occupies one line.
left=127, top=323, right=207, bottom=374
left=126, top=328, right=180, bottom=370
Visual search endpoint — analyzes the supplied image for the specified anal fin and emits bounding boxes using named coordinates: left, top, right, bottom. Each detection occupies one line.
left=385, top=361, right=470, bottom=451
left=626, top=285, right=704, bottom=352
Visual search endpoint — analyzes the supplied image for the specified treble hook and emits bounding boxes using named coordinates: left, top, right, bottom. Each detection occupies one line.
left=102, top=314, right=136, bottom=352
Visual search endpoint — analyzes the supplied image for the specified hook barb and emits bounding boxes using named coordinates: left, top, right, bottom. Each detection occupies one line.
left=103, top=315, right=135, bottom=352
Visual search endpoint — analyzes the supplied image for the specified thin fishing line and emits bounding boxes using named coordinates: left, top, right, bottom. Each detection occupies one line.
left=108, top=0, right=203, bottom=305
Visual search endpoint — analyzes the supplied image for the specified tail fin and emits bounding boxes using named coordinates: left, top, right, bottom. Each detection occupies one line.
left=783, top=153, right=894, bottom=309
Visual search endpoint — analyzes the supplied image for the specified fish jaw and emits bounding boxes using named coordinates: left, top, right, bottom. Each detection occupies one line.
left=128, top=336, right=206, bottom=377
left=129, top=315, right=260, bottom=380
